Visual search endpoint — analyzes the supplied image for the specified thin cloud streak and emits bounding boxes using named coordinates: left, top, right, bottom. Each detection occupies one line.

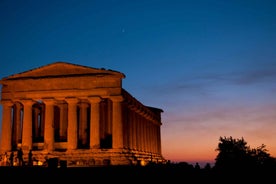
left=146, top=67, right=276, bottom=94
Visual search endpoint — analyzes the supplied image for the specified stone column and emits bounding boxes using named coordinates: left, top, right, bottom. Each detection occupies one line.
left=141, top=116, right=144, bottom=151
left=137, top=115, right=141, bottom=151
left=128, top=109, right=133, bottom=149
left=141, top=115, right=145, bottom=152
left=157, top=125, right=161, bottom=154
left=0, top=100, right=13, bottom=152
left=150, top=123, right=154, bottom=153
left=110, top=96, right=124, bottom=149
left=142, top=115, right=146, bottom=152
left=154, top=125, right=158, bottom=153
left=43, top=98, right=55, bottom=152
left=66, top=98, right=79, bottom=150
left=88, top=97, right=101, bottom=149
left=21, top=99, right=34, bottom=151
left=147, top=118, right=151, bottom=152
left=133, top=111, right=139, bottom=150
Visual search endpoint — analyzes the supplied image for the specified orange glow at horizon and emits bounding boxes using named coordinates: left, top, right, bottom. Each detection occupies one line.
left=160, top=103, right=276, bottom=165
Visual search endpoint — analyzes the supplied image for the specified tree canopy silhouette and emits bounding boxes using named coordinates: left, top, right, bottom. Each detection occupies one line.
left=213, top=136, right=276, bottom=171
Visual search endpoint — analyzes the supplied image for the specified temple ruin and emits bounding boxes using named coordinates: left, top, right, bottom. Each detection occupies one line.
left=0, top=62, right=166, bottom=167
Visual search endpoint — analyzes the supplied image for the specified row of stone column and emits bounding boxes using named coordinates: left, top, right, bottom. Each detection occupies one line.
left=1, top=95, right=161, bottom=155
left=125, top=108, right=161, bottom=154
left=0, top=96, right=123, bottom=152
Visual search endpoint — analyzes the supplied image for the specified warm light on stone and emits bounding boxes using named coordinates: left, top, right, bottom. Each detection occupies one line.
left=0, top=62, right=166, bottom=167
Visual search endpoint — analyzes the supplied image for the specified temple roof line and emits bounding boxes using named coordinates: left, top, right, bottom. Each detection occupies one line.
left=1, top=61, right=125, bottom=81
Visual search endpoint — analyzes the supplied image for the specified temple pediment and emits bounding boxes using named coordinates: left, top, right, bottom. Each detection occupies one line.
left=2, top=61, right=125, bottom=80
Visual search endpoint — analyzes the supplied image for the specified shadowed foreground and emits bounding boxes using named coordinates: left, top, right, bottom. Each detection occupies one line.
left=0, top=164, right=275, bottom=183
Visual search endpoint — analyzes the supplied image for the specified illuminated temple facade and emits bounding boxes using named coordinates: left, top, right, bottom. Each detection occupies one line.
left=0, top=62, right=166, bottom=166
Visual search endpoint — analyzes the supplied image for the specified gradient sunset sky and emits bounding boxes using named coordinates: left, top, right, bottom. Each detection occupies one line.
left=1, top=0, right=276, bottom=166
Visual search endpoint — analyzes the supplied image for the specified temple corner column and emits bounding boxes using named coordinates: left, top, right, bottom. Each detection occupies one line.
left=0, top=100, right=13, bottom=153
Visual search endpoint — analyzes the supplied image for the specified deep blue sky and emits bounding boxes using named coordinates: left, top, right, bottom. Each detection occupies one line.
left=1, top=0, right=276, bottom=166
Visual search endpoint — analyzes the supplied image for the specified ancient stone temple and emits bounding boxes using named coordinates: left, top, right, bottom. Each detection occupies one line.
left=0, top=62, right=166, bottom=167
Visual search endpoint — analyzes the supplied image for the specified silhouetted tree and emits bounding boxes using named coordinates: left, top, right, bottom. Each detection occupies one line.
left=214, top=136, right=249, bottom=170
left=248, top=144, right=276, bottom=170
left=213, top=136, right=276, bottom=172
left=203, top=163, right=211, bottom=170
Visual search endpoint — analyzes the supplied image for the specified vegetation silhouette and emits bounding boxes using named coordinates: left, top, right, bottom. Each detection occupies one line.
left=0, top=136, right=275, bottom=182
left=214, top=136, right=276, bottom=171
left=211, top=136, right=276, bottom=182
